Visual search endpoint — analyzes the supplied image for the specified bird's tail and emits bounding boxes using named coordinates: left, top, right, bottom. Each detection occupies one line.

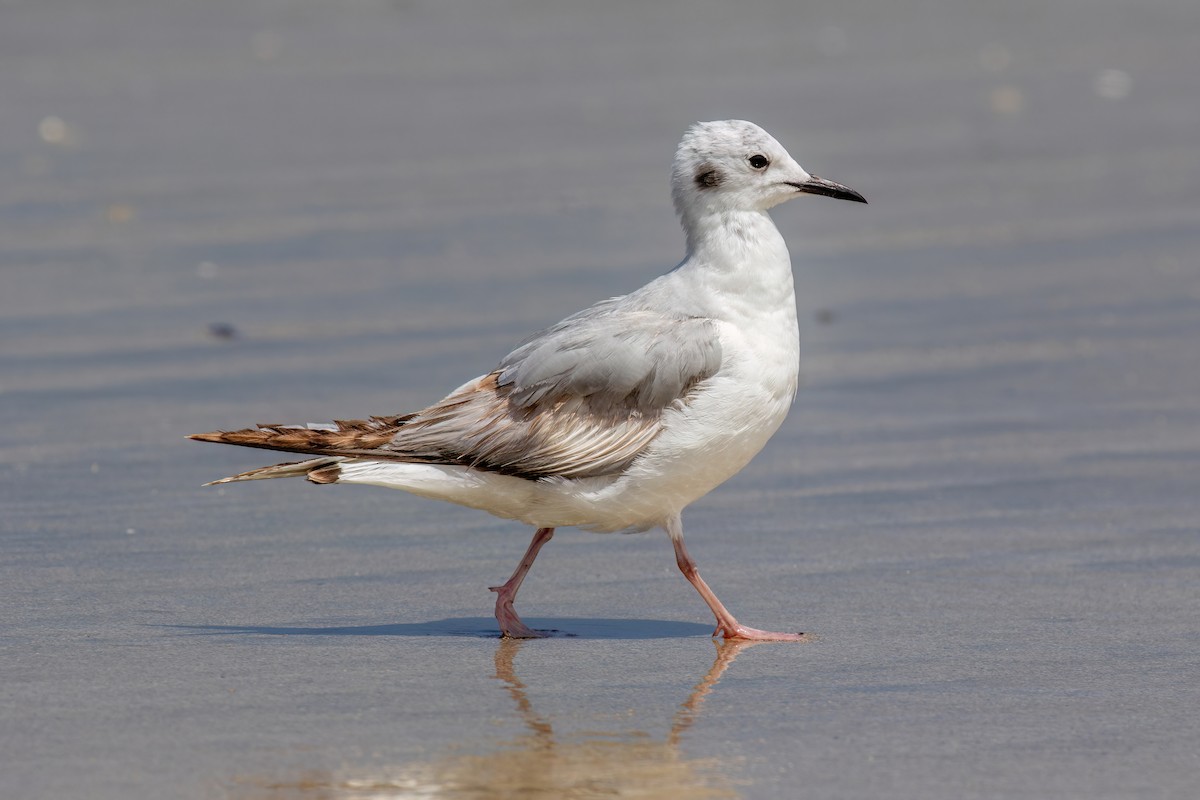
left=189, top=416, right=410, bottom=486
left=198, top=456, right=345, bottom=486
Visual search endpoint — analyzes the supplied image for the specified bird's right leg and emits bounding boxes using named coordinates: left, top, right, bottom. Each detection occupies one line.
left=666, top=514, right=808, bottom=641
left=490, top=527, right=555, bottom=638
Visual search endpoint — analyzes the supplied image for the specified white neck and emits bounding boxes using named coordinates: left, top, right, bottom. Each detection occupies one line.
left=674, top=208, right=796, bottom=317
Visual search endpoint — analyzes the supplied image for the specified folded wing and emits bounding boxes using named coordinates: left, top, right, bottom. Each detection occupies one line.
left=387, top=307, right=723, bottom=479
left=191, top=305, right=723, bottom=482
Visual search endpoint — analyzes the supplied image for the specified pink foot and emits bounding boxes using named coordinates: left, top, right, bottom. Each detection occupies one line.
left=490, top=584, right=548, bottom=639
left=716, top=623, right=809, bottom=642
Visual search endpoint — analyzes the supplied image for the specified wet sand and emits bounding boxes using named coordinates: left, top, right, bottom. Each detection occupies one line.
left=3, top=2, right=1199, bottom=798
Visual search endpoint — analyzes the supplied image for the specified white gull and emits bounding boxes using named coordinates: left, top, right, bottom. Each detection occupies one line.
left=191, top=120, right=866, bottom=640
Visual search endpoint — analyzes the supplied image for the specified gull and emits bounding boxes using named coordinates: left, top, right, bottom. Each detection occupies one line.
left=190, top=120, right=866, bottom=640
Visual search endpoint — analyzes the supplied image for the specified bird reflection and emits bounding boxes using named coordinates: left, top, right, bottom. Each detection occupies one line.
left=232, top=639, right=755, bottom=799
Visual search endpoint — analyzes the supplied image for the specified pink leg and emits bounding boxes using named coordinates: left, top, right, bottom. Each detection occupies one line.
left=666, top=515, right=808, bottom=642
left=489, top=527, right=554, bottom=639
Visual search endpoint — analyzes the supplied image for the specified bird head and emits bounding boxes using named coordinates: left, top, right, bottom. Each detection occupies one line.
left=671, top=120, right=865, bottom=222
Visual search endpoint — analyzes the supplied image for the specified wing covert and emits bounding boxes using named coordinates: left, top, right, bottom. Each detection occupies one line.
left=498, top=308, right=723, bottom=413
left=385, top=308, right=723, bottom=479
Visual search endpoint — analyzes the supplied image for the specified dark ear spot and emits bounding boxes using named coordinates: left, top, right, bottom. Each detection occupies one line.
left=694, top=164, right=723, bottom=189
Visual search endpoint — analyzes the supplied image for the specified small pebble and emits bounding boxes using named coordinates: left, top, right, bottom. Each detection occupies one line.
left=208, top=322, right=240, bottom=340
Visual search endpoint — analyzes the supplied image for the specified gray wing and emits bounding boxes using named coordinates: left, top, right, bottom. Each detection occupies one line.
left=498, top=301, right=723, bottom=412
left=386, top=304, right=723, bottom=479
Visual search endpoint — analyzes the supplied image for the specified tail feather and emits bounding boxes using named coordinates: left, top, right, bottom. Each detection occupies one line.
left=189, top=415, right=412, bottom=487
left=188, top=415, right=410, bottom=458
left=202, top=457, right=344, bottom=486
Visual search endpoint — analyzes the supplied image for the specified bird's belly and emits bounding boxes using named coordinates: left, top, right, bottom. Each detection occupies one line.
left=563, top=375, right=793, bottom=531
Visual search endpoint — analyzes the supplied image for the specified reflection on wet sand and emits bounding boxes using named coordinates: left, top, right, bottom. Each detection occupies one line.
left=232, top=640, right=756, bottom=799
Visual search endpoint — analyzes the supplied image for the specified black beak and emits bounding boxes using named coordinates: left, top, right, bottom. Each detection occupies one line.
left=787, top=175, right=867, bottom=204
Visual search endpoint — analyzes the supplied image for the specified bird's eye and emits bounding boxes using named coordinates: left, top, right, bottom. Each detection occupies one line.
left=748, top=154, right=770, bottom=170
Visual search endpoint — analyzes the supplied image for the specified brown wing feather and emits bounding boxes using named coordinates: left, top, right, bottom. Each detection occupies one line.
left=384, top=372, right=664, bottom=479
left=188, top=375, right=666, bottom=480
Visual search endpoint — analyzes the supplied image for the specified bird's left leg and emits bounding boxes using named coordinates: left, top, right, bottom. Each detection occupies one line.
left=665, top=514, right=807, bottom=642
left=490, top=527, right=555, bottom=638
